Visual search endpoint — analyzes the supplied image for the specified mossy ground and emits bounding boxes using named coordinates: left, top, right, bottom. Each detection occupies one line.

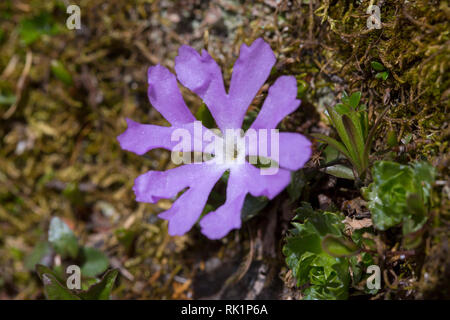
left=0, top=0, right=448, bottom=299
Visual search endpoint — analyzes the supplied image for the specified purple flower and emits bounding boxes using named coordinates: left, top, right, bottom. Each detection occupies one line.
left=118, top=38, right=311, bottom=239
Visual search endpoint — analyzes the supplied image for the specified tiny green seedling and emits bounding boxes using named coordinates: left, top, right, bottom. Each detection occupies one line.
left=371, top=61, right=389, bottom=81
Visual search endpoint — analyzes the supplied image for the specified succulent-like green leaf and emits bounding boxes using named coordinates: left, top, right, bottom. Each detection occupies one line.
left=283, top=204, right=351, bottom=299
left=366, top=161, right=435, bottom=235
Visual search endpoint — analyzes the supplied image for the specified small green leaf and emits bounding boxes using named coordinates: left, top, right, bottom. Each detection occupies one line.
left=325, top=105, right=361, bottom=173
left=342, top=115, right=365, bottom=172
left=375, top=71, right=389, bottom=81
left=349, top=92, right=362, bottom=109
left=48, top=217, right=79, bottom=259
left=335, top=103, right=350, bottom=115
left=241, top=194, right=269, bottom=222
left=325, top=105, right=352, bottom=150
left=19, top=12, right=60, bottom=45
left=195, top=103, right=217, bottom=129
left=321, top=235, right=359, bottom=257
left=325, top=165, right=355, bottom=180
left=311, top=133, right=352, bottom=162
left=78, top=269, right=118, bottom=300
left=51, top=60, right=73, bottom=85
left=323, top=145, right=339, bottom=163
left=81, top=247, right=109, bottom=277
left=42, top=273, right=81, bottom=300
left=341, top=91, right=350, bottom=105
left=357, top=109, right=369, bottom=140
left=371, top=61, right=385, bottom=71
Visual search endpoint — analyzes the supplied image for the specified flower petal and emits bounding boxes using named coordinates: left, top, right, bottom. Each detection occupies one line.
left=200, top=166, right=247, bottom=239
left=117, top=119, right=211, bottom=155
left=135, top=163, right=225, bottom=236
left=240, top=162, right=291, bottom=199
left=133, top=161, right=222, bottom=203
left=227, top=38, right=276, bottom=129
left=245, top=131, right=311, bottom=171
left=160, top=169, right=225, bottom=236
left=159, top=187, right=212, bottom=236
left=117, top=119, right=174, bottom=155
left=174, top=46, right=229, bottom=130
left=147, top=65, right=196, bottom=125
left=278, top=132, right=311, bottom=170
left=250, top=76, right=300, bottom=130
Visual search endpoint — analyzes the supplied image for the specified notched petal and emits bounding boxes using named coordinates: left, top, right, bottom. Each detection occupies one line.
left=175, top=45, right=229, bottom=130
left=200, top=167, right=247, bottom=239
left=134, top=163, right=225, bottom=236
left=227, top=38, right=276, bottom=128
left=250, top=76, right=301, bottom=130
left=117, top=119, right=212, bottom=155
left=147, top=65, right=195, bottom=125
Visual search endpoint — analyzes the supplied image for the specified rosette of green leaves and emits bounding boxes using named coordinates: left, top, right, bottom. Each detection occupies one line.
left=283, top=203, right=358, bottom=300
left=364, top=161, right=435, bottom=244
left=312, top=92, right=387, bottom=180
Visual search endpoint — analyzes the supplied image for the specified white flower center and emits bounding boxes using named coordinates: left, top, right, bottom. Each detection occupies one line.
left=213, top=130, right=246, bottom=166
